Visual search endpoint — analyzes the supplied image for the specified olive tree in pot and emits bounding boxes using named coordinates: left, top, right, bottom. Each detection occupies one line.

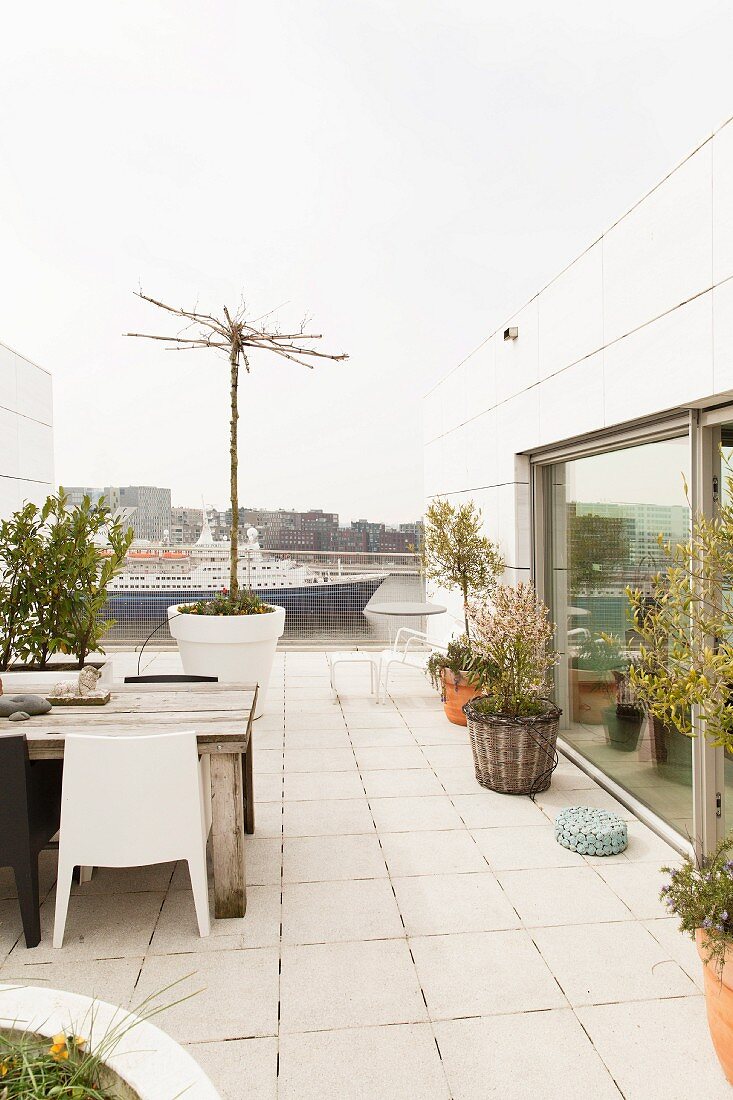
left=128, top=292, right=347, bottom=717
left=422, top=498, right=503, bottom=725
left=626, top=470, right=733, bottom=1080
left=462, top=582, right=560, bottom=794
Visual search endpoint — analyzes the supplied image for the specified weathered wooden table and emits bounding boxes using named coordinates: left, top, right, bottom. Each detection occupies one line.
left=23, top=682, right=258, bottom=919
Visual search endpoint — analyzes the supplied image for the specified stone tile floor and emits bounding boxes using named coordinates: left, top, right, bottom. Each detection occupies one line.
left=0, top=649, right=728, bottom=1098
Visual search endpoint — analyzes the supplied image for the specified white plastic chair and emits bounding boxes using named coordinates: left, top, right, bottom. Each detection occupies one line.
left=53, top=730, right=211, bottom=948
left=377, top=628, right=448, bottom=703
left=327, top=651, right=380, bottom=696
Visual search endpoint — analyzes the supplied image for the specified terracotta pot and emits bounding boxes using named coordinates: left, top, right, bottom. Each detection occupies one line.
left=696, top=930, right=733, bottom=1084
left=569, top=669, right=615, bottom=725
left=442, top=669, right=479, bottom=726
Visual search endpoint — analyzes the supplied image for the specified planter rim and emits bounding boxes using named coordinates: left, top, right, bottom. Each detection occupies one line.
left=462, top=697, right=562, bottom=724
left=0, top=983, right=220, bottom=1099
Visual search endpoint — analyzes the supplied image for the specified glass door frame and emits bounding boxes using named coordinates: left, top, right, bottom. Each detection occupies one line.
left=531, top=409, right=726, bottom=858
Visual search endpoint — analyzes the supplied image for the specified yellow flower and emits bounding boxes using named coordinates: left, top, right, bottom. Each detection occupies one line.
left=48, top=1032, right=86, bottom=1062
left=0, top=1061, right=7, bottom=1076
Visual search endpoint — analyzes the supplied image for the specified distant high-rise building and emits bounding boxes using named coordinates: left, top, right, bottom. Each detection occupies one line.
left=103, top=485, right=172, bottom=542
left=62, top=486, right=106, bottom=508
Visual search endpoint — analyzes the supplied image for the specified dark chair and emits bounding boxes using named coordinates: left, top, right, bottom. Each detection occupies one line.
left=0, top=733, right=63, bottom=948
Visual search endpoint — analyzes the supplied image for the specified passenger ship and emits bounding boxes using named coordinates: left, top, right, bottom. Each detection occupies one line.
left=105, top=514, right=387, bottom=619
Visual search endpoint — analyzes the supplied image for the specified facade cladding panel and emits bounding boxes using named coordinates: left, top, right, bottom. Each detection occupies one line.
left=0, top=342, right=53, bottom=518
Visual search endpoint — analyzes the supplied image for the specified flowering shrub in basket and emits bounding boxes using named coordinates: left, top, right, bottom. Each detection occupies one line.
left=463, top=583, right=560, bottom=795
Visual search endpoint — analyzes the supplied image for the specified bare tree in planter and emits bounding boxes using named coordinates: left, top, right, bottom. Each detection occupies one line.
left=127, top=291, right=348, bottom=597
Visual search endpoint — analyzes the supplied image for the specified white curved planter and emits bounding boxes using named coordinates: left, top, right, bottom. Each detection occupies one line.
left=168, top=604, right=285, bottom=718
left=0, top=983, right=220, bottom=1099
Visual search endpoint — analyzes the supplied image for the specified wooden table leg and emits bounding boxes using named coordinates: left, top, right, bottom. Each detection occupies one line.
left=210, top=751, right=247, bottom=918
left=244, top=744, right=255, bottom=835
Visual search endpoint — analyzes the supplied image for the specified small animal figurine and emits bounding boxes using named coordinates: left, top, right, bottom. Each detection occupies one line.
left=78, top=665, right=102, bottom=696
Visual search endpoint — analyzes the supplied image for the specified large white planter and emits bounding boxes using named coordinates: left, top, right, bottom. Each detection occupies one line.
left=168, top=604, right=285, bottom=718
left=0, top=983, right=220, bottom=1099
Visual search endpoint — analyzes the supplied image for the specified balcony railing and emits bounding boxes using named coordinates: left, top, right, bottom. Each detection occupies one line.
left=102, top=547, right=425, bottom=648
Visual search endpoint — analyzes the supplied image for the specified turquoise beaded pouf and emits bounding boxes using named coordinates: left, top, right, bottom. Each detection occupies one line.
left=555, top=806, right=628, bottom=857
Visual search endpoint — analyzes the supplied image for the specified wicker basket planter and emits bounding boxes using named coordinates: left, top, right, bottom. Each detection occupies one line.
left=462, top=698, right=561, bottom=795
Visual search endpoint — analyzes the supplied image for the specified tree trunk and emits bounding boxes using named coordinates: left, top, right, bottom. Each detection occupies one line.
left=229, top=346, right=239, bottom=596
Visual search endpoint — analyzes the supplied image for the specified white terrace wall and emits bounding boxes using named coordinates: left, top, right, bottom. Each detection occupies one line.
left=423, top=115, right=733, bottom=632
left=0, top=341, right=54, bottom=518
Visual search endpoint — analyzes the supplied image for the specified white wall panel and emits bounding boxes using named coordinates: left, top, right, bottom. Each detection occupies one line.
left=462, top=336, right=496, bottom=422
left=713, top=120, right=733, bottom=284
left=537, top=351, right=605, bottom=446
left=16, top=360, right=53, bottom=426
left=18, top=419, right=54, bottom=484
left=0, top=476, right=20, bottom=517
left=423, top=384, right=444, bottom=445
left=0, top=345, right=17, bottom=413
left=463, top=409, right=497, bottom=492
left=603, top=144, right=713, bottom=344
left=603, top=293, right=714, bottom=426
left=0, top=408, right=20, bottom=478
left=538, top=242, right=604, bottom=381
left=494, top=388, right=540, bottom=485
left=495, top=299, right=539, bottom=404
left=713, top=279, right=733, bottom=396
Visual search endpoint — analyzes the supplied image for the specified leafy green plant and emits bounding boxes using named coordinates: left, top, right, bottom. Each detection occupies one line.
left=660, top=834, right=733, bottom=977
left=627, top=470, right=733, bottom=749
left=425, top=635, right=473, bottom=693
left=0, top=491, right=132, bottom=671
left=466, top=582, right=558, bottom=717
left=575, top=633, right=626, bottom=675
left=422, top=499, right=503, bottom=639
left=178, top=589, right=274, bottom=616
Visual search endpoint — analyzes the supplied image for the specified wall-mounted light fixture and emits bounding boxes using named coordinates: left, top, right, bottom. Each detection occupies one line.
left=504, top=326, right=518, bottom=341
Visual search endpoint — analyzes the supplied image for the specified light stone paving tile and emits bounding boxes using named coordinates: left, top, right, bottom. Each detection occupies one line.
left=283, top=770, right=366, bottom=801
left=421, top=745, right=474, bottom=768
left=532, top=920, right=698, bottom=1005
left=253, top=772, right=283, bottom=803
left=186, top=1037, right=277, bottom=1100
left=347, top=711, right=410, bottom=730
left=392, top=872, right=520, bottom=936
left=549, top=768, right=601, bottom=791
left=472, top=825, right=588, bottom=871
left=0, top=955, right=143, bottom=1009
left=596, top=860, right=680, bottom=920
left=432, top=766, right=479, bottom=795
left=283, top=834, right=388, bottom=883
left=10, top=890, right=167, bottom=963
left=535, top=785, right=636, bottom=821
left=354, top=746, right=429, bottom=771
left=453, top=792, right=548, bottom=829
left=283, top=713, right=348, bottom=731
left=281, top=878, right=404, bottom=944
left=347, top=728, right=417, bottom=748
left=369, top=795, right=465, bottom=833
left=250, top=801, right=283, bottom=838
left=399, top=711, right=455, bottom=729
left=135, top=948, right=281, bottom=1042
left=252, top=730, right=285, bottom=749
left=284, top=748, right=358, bottom=773
left=170, top=838, right=282, bottom=889
left=434, top=1010, right=620, bottom=1100
left=410, top=929, right=566, bottom=1019
left=361, top=769, right=446, bottom=798
left=278, top=1023, right=451, bottom=1100
left=643, top=917, right=704, bottom=989
left=283, top=730, right=353, bottom=750
left=280, top=939, right=427, bottom=1032
left=68, top=863, right=176, bottom=896
left=577, top=997, right=728, bottom=1099
left=253, top=749, right=284, bottom=774
left=496, top=866, right=634, bottom=927
left=283, top=798, right=375, bottom=837
left=0, top=851, right=57, bottom=901
left=622, top=820, right=683, bottom=863
left=411, top=726, right=467, bottom=745
left=149, top=885, right=281, bottom=953
left=380, top=830, right=488, bottom=878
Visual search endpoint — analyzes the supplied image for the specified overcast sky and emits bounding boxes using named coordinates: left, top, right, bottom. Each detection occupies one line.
left=2, top=2, right=732, bottom=524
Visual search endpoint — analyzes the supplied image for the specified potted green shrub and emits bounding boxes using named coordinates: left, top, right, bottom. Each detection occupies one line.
left=570, top=633, right=623, bottom=725
left=0, top=490, right=132, bottom=691
left=128, top=292, right=347, bottom=717
left=627, top=469, right=733, bottom=1077
left=661, top=838, right=733, bottom=1083
left=422, top=498, right=503, bottom=725
left=462, top=582, right=560, bottom=794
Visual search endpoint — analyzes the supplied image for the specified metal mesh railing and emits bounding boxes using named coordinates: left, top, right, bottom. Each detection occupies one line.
left=102, top=547, right=425, bottom=649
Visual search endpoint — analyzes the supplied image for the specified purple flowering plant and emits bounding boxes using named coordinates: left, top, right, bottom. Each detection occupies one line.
left=661, top=836, right=733, bottom=976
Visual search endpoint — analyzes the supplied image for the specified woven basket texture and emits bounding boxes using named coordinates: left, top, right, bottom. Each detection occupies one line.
left=463, top=699, right=561, bottom=795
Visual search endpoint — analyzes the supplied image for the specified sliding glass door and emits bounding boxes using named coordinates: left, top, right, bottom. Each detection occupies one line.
left=541, top=435, right=693, bottom=836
